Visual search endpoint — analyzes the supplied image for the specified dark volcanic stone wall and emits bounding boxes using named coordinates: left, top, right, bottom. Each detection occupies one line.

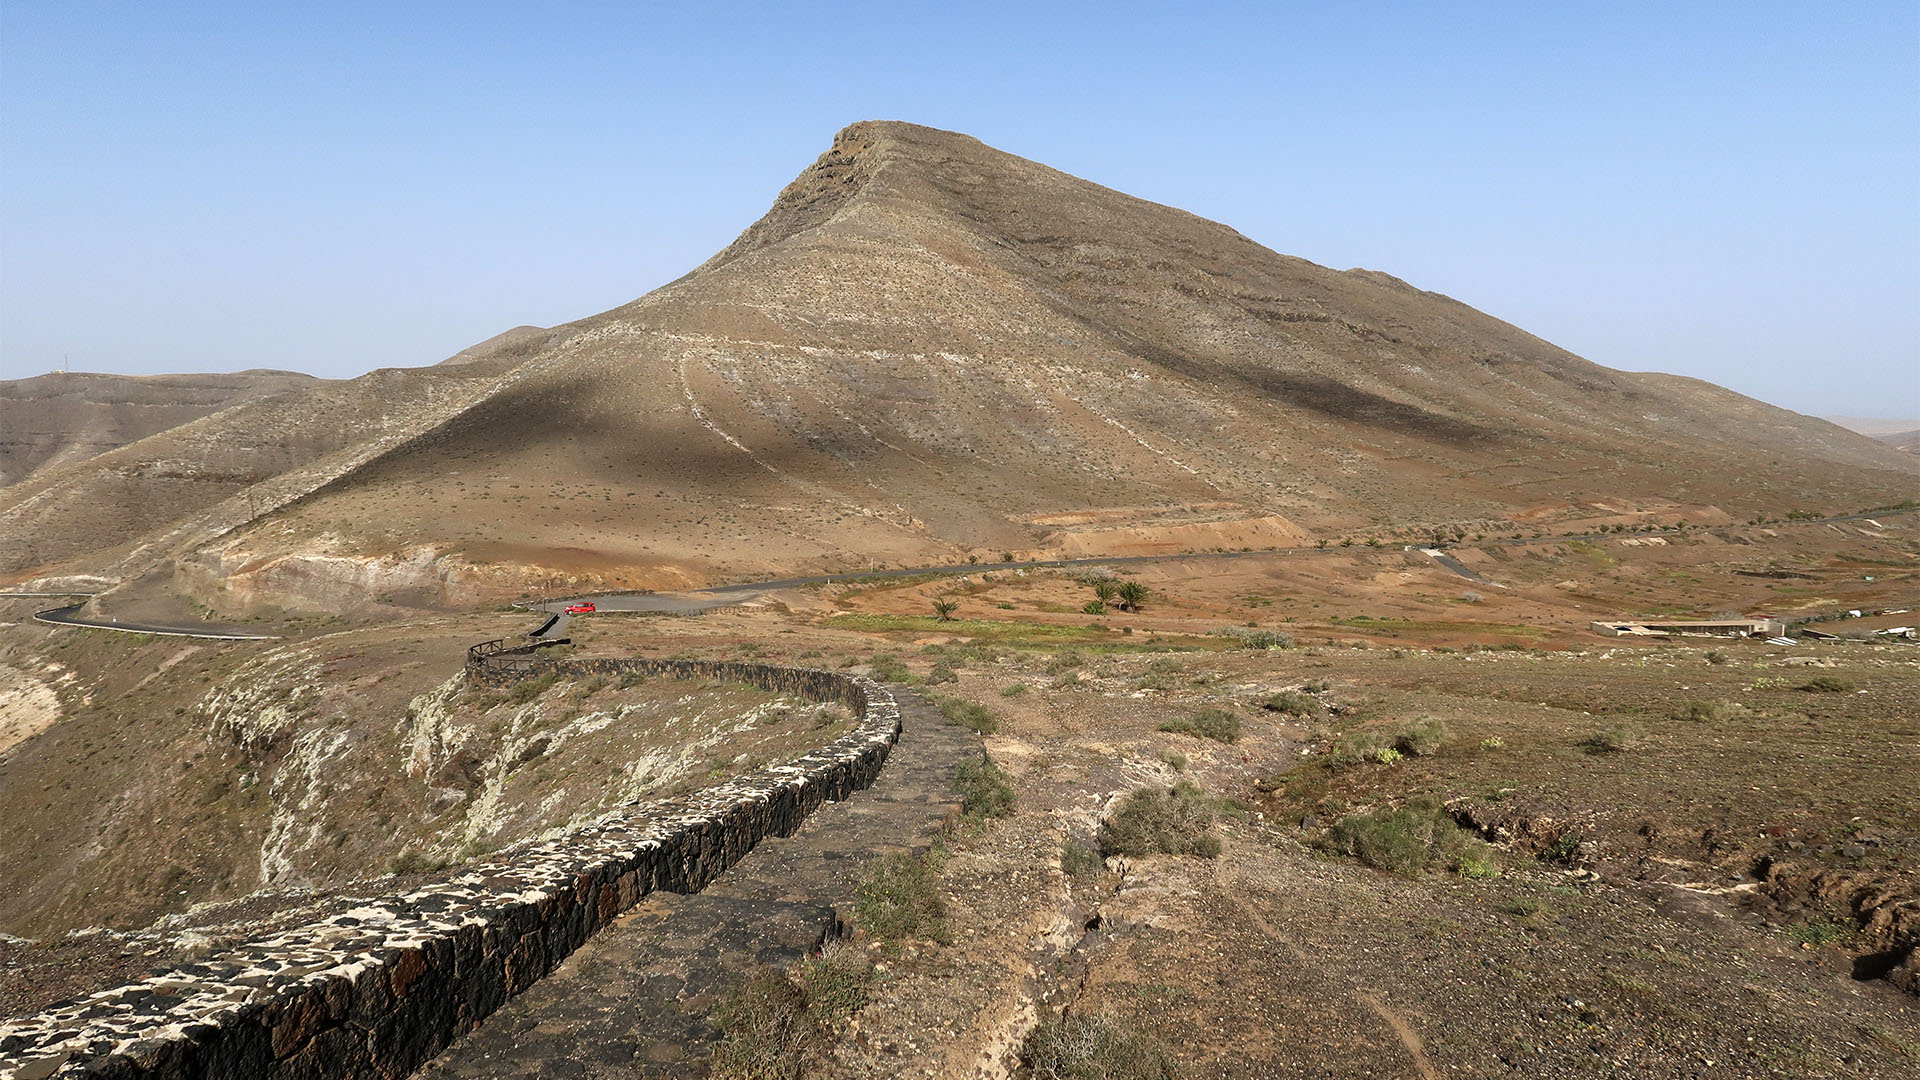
left=0, top=661, right=901, bottom=1079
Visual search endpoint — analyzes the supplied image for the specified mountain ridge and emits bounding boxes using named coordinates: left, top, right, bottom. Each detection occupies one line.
left=2, top=121, right=1912, bottom=614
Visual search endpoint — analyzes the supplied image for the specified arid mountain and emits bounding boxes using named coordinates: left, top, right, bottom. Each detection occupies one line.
left=2, top=121, right=1913, bottom=614
left=1876, top=430, right=1920, bottom=456
left=0, top=371, right=324, bottom=489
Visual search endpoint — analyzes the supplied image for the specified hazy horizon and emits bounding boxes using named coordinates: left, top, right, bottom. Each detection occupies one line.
left=3, top=3, right=1915, bottom=418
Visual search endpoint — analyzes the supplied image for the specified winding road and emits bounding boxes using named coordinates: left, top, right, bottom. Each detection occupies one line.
left=13, top=504, right=1912, bottom=636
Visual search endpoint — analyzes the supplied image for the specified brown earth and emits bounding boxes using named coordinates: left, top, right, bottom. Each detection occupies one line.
left=2, top=122, right=1912, bottom=622
left=2, top=512, right=1917, bottom=1073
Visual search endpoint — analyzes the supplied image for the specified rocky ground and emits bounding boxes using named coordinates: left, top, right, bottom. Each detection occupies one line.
left=3, top=518, right=1916, bottom=1076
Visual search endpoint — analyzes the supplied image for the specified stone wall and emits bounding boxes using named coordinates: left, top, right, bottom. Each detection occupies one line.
left=0, top=660, right=901, bottom=1080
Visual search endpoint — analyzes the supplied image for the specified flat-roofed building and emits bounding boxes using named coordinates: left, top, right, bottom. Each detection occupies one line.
left=1589, top=618, right=1787, bottom=638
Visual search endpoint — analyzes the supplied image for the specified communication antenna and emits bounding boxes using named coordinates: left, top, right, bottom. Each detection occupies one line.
left=59, top=354, right=68, bottom=374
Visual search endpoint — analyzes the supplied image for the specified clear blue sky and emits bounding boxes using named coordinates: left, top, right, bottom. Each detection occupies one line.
left=3, top=2, right=1916, bottom=418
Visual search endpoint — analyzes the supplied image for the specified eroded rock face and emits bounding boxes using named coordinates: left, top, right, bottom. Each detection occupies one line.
left=0, top=662, right=73, bottom=756
left=0, top=665, right=901, bottom=1079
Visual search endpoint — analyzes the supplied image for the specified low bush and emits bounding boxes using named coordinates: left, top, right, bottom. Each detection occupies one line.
left=1320, top=797, right=1498, bottom=879
left=1581, top=722, right=1646, bottom=753
left=1329, top=718, right=1445, bottom=765
left=1259, top=690, right=1323, bottom=717
left=1670, top=699, right=1743, bottom=722
left=1045, top=649, right=1086, bottom=676
left=1158, top=707, right=1241, bottom=743
left=1001, top=682, right=1028, bottom=696
left=711, top=944, right=872, bottom=1079
left=1060, top=841, right=1105, bottom=884
left=1799, top=675, right=1853, bottom=693
left=935, top=695, right=998, bottom=734
left=504, top=671, right=559, bottom=705
left=855, top=849, right=952, bottom=944
left=925, top=662, right=959, bottom=685
left=1239, top=629, right=1292, bottom=650
left=954, top=756, right=1016, bottom=819
left=1100, top=781, right=1221, bottom=858
left=1392, top=716, right=1448, bottom=757
left=1020, top=1012, right=1177, bottom=1080
left=867, top=653, right=911, bottom=683
left=1134, top=657, right=1184, bottom=691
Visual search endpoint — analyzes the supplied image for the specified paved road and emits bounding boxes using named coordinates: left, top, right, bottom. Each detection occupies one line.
left=536, top=504, right=1919, bottom=614
left=27, top=601, right=280, bottom=641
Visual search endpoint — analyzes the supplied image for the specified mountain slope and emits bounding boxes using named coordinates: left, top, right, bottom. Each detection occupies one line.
left=0, top=371, right=325, bottom=489
left=3, top=122, right=1913, bottom=612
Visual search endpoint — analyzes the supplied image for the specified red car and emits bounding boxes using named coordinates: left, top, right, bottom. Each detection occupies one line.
left=564, top=602, right=596, bottom=614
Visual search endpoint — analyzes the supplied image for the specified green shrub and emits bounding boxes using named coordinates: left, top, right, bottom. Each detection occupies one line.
left=1321, top=797, right=1498, bottom=878
left=1391, top=716, right=1448, bottom=757
left=1479, top=736, right=1506, bottom=750
left=1239, top=629, right=1292, bottom=650
left=1259, top=690, right=1322, bottom=717
left=867, top=654, right=911, bottom=683
left=1000, top=682, right=1028, bottom=697
left=1082, top=600, right=1107, bottom=615
left=1160, top=749, right=1188, bottom=771
left=1158, top=707, right=1240, bottom=743
left=925, top=662, right=959, bottom=685
left=1786, top=919, right=1851, bottom=947
left=1020, top=1013, right=1177, bottom=1080
left=954, top=756, right=1016, bottom=819
left=1100, top=782, right=1221, bottom=858
left=505, top=671, right=559, bottom=705
left=1330, top=721, right=1441, bottom=765
left=855, top=850, right=951, bottom=944
left=1045, top=649, right=1086, bottom=675
left=1134, top=657, right=1183, bottom=691
left=1799, top=675, right=1853, bottom=693
left=1060, top=841, right=1105, bottom=884
left=1544, top=832, right=1584, bottom=865
left=935, top=695, right=998, bottom=734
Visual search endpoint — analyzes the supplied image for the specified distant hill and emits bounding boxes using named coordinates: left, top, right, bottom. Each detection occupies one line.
left=0, top=370, right=325, bottom=489
left=1826, top=415, right=1920, bottom=435
left=3, top=121, right=1914, bottom=613
left=1876, top=430, right=1920, bottom=456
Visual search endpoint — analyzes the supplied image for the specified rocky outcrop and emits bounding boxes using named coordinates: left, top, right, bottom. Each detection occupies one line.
left=0, top=662, right=900, bottom=1079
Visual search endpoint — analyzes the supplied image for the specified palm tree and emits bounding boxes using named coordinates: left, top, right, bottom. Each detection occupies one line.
left=931, top=598, right=958, bottom=622
left=1115, top=581, right=1148, bottom=612
left=1093, top=580, right=1117, bottom=603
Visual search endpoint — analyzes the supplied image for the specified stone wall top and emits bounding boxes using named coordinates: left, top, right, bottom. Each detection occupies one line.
left=0, top=660, right=901, bottom=1080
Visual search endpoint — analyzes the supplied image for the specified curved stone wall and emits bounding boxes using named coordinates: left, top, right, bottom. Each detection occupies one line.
left=0, top=660, right=901, bottom=1080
